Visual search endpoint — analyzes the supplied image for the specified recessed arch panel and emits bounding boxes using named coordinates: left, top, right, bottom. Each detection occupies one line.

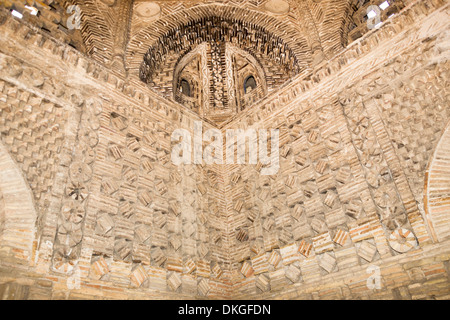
left=424, top=120, right=450, bottom=242
left=0, top=141, right=37, bottom=264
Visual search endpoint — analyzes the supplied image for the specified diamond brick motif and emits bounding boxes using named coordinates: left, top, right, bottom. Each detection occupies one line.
left=333, top=229, right=350, bottom=246
left=280, top=243, right=299, bottom=265
left=278, top=229, right=292, bottom=244
left=169, top=200, right=181, bottom=216
left=264, top=233, right=279, bottom=252
left=319, top=252, right=337, bottom=273
left=154, top=212, right=167, bottom=229
left=127, top=135, right=141, bottom=152
left=234, top=199, right=244, bottom=212
left=90, top=257, right=109, bottom=279
left=135, top=224, right=151, bottom=244
left=198, top=243, right=209, bottom=257
left=388, top=228, right=417, bottom=253
left=247, top=208, right=258, bottom=222
left=357, top=241, right=377, bottom=262
left=317, top=173, right=335, bottom=192
left=311, top=218, right=327, bottom=233
left=166, top=256, right=183, bottom=273
left=114, top=238, right=132, bottom=261
left=335, top=166, right=351, bottom=184
left=155, top=179, right=168, bottom=196
left=325, top=208, right=347, bottom=229
left=315, top=159, right=328, bottom=174
left=230, top=172, right=241, bottom=184
left=184, top=222, right=195, bottom=237
left=323, top=190, right=337, bottom=208
left=138, top=190, right=152, bottom=207
left=157, top=151, right=169, bottom=164
left=298, top=240, right=313, bottom=257
left=3, top=2, right=444, bottom=300
left=197, top=259, right=210, bottom=278
left=263, top=218, right=275, bottom=231
left=181, top=274, right=197, bottom=295
left=167, top=272, right=182, bottom=291
left=251, top=253, right=269, bottom=275
left=256, top=274, right=270, bottom=292
left=212, top=264, right=223, bottom=279
left=184, top=258, right=196, bottom=274
left=108, top=143, right=124, bottom=161
left=349, top=222, right=372, bottom=242
left=240, top=261, right=254, bottom=278
left=141, top=156, right=154, bottom=173
left=346, top=199, right=364, bottom=220
left=295, top=152, right=309, bottom=167
left=236, top=228, right=249, bottom=242
left=312, top=232, right=334, bottom=254
left=101, top=177, right=120, bottom=195
left=268, top=250, right=282, bottom=267
left=142, top=130, right=156, bottom=146
left=280, top=145, right=291, bottom=158
left=292, top=220, right=313, bottom=240
left=308, top=130, right=320, bottom=143
left=269, top=268, right=287, bottom=291
left=285, top=175, right=296, bottom=188
left=197, top=183, right=207, bottom=195
left=122, top=166, right=137, bottom=185
left=251, top=241, right=263, bottom=255
left=151, top=228, right=168, bottom=248
left=198, top=279, right=210, bottom=296
left=292, top=204, right=303, bottom=221
left=110, top=112, right=128, bottom=131
left=95, top=213, right=114, bottom=236
left=119, top=200, right=134, bottom=219
left=326, top=133, right=341, bottom=151
left=211, top=231, right=221, bottom=244
left=151, top=247, right=166, bottom=267
left=130, top=265, right=148, bottom=287
left=170, top=236, right=182, bottom=251
left=285, top=265, right=301, bottom=283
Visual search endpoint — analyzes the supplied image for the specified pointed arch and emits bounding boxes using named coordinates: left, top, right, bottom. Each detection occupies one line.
left=127, top=3, right=312, bottom=77
left=0, top=141, right=37, bottom=264
left=424, top=120, right=450, bottom=242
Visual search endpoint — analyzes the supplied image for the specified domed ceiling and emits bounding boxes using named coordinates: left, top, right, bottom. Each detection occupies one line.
left=1, top=0, right=406, bottom=125
left=138, top=15, right=302, bottom=124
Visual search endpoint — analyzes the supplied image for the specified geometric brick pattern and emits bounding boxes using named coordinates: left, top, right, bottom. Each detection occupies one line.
left=0, top=0, right=449, bottom=301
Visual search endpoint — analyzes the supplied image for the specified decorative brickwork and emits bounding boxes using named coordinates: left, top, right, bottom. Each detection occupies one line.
left=0, top=0, right=449, bottom=300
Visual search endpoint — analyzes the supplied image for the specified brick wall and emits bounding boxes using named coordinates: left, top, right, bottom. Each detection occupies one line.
left=222, top=0, right=450, bottom=300
left=0, top=189, right=4, bottom=247
left=0, top=8, right=231, bottom=299
left=0, top=0, right=449, bottom=300
left=425, top=122, right=450, bottom=242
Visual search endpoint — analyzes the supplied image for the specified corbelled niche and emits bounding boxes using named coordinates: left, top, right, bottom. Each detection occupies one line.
left=139, top=16, right=301, bottom=125
left=0, top=0, right=449, bottom=300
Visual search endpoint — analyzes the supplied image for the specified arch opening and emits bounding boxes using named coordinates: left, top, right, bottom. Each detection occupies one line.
left=424, top=121, right=450, bottom=243
left=244, top=75, right=257, bottom=93
left=180, top=79, right=191, bottom=97
left=0, top=141, right=37, bottom=264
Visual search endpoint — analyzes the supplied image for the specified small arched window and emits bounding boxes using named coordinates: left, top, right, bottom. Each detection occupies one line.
left=244, top=75, right=257, bottom=94
left=180, top=79, right=191, bottom=97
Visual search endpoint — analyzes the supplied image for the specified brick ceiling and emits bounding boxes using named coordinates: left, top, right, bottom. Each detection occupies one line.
left=2, top=0, right=407, bottom=124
